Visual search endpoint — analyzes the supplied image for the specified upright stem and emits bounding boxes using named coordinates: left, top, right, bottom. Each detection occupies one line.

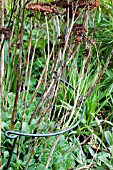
left=0, top=0, right=5, bottom=167
left=0, top=0, right=5, bottom=106
left=10, top=2, right=25, bottom=130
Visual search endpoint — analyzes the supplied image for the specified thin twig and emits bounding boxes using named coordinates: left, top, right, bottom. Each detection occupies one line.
left=84, top=55, right=111, bottom=100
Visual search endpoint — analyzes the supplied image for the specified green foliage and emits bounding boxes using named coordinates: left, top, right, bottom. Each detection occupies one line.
left=94, top=0, right=113, bottom=67
left=1, top=0, right=113, bottom=170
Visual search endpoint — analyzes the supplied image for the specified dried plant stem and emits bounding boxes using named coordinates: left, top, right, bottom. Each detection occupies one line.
left=17, top=17, right=33, bottom=161
left=0, top=0, right=4, bottom=107
left=26, top=28, right=41, bottom=102
left=0, top=0, right=4, bottom=166
left=44, top=15, right=50, bottom=87
left=46, top=135, right=61, bottom=168
left=28, top=44, right=61, bottom=124
left=84, top=55, right=111, bottom=100
left=67, top=57, right=87, bottom=127
left=45, top=11, right=91, bottom=167
left=41, top=7, right=91, bottom=168
left=10, top=4, right=25, bottom=130
left=25, top=138, right=40, bottom=170
left=29, top=31, right=56, bottom=105
left=22, top=17, right=32, bottom=101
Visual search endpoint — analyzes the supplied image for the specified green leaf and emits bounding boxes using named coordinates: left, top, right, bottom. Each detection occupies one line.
left=2, top=122, right=9, bottom=131
left=111, top=158, right=113, bottom=166
left=4, top=151, right=9, bottom=158
left=105, top=131, right=113, bottom=146
left=36, top=164, right=46, bottom=170
left=93, top=165, right=108, bottom=170
left=98, top=156, right=109, bottom=165
left=22, top=122, right=30, bottom=133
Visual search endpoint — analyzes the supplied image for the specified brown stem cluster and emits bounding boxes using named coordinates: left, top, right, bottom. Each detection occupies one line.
left=26, top=1, right=100, bottom=14
left=26, top=1, right=100, bottom=46
left=26, top=2, right=60, bottom=14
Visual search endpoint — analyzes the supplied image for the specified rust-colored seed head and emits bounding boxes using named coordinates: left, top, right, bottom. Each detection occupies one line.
left=86, top=0, right=100, bottom=10
left=75, top=36, right=81, bottom=41
left=26, top=2, right=60, bottom=14
left=74, top=36, right=82, bottom=44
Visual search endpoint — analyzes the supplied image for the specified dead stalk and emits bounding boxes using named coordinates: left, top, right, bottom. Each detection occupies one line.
left=46, top=135, right=61, bottom=168
left=84, top=55, right=111, bottom=100
left=0, top=0, right=5, bottom=166
left=10, top=4, right=25, bottom=130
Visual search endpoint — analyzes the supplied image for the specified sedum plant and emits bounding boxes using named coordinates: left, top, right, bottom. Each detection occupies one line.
left=1, top=0, right=113, bottom=169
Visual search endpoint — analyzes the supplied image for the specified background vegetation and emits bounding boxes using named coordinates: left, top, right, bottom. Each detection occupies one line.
left=0, top=0, right=113, bottom=169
